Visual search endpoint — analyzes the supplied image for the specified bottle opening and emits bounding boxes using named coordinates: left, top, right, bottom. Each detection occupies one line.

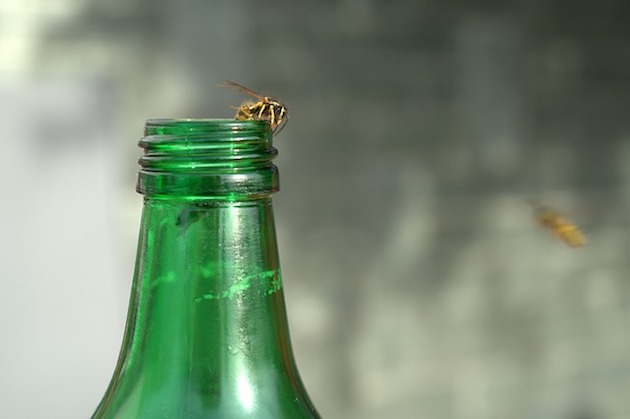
left=137, top=119, right=279, bottom=199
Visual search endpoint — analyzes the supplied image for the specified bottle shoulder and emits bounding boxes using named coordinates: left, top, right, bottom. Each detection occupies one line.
left=92, top=382, right=320, bottom=419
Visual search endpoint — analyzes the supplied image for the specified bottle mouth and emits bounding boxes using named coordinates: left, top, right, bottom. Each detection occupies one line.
left=137, top=119, right=279, bottom=198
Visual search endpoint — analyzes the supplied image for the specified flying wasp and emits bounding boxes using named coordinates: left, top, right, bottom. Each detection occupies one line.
left=533, top=205, right=587, bottom=248
left=220, top=80, right=288, bottom=135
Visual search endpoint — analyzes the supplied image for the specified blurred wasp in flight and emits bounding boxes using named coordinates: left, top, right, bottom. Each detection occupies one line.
left=220, top=80, right=288, bottom=135
left=531, top=203, right=587, bottom=248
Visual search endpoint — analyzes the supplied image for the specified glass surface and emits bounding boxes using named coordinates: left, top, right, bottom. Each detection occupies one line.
left=92, top=120, right=319, bottom=418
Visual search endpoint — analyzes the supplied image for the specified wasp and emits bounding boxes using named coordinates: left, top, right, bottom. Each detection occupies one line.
left=533, top=205, right=587, bottom=247
left=220, top=80, right=288, bottom=135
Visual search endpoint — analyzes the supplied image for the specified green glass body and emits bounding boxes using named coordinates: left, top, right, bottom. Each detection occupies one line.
left=92, top=120, right=320, bottom=418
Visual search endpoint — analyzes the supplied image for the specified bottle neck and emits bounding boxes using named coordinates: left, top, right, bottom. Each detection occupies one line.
left=134, top=196, right=288, bottom=376
left=137, top=119, right=279, bottom=199
left=95, top=197, right=316, bottom=417
left=94, top=119, right=318, bottom=418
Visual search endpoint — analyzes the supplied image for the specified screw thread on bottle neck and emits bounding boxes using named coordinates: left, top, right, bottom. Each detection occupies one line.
left=136, top=119, right=279, bottom=199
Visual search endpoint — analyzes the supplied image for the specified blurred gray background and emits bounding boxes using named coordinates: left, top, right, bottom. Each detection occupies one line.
left=1, top=1, right=630, bottom=418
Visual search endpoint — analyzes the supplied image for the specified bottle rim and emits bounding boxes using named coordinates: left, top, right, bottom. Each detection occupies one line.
left=144, top=118, right=270, bottom=133
left=137, top=119, right=279, bottom=198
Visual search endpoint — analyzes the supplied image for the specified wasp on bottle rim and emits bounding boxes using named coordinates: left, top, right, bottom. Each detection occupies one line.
left=220, top=80, right=288, bottom=135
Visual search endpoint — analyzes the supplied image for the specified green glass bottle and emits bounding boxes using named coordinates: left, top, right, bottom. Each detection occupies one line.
left=92, top=119, right=320, bottom=418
